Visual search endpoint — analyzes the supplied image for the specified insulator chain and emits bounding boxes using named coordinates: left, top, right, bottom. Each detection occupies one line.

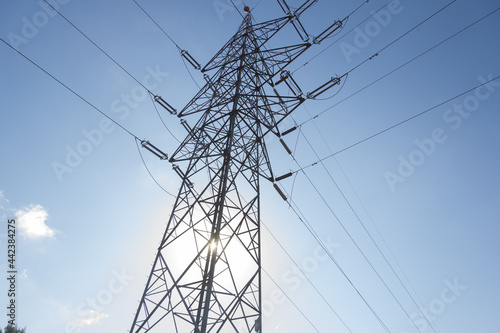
left=141, top=140, right=169, bottom=160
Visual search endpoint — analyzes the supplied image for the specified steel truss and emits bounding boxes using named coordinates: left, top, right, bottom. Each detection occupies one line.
left=131, top=11, right=314, bottom=333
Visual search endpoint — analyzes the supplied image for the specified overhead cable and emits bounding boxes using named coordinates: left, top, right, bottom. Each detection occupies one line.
left=293, top=75, right=500, bottom=174
left=0, top=36, right=140, bottom=141
left=262, top=267, right=321, bottom=333
left=292, top=0, right=395, bottom=74
left=135, top=138, right=176, bottom=197
left=276, top=184, right=393, bottom=332
left=262, top=222, right=354, bottom=332
left=295, top=119, right=438, bottom=332
left=298, top=6, right=500, bottom=127
left=280, top=133, right=428, bottom=331
left=132, top=0, right=182, bottom=50
left=346, top=0, right=457, bottom=75
left=43, top=0, right=156, bottom=96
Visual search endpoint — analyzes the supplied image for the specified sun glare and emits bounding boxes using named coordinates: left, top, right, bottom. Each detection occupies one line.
left=209, top=239, right=219, bottom=252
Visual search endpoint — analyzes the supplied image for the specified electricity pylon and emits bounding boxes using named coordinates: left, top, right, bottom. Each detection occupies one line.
left=131, top=3, right=343, bottom=332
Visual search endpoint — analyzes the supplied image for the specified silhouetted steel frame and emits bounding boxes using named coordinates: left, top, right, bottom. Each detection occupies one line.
left=130, top=13, right=313, bottom=333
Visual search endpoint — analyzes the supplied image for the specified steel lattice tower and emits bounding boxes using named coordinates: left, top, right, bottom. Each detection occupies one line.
left=131, top=4, right=342, bottom=332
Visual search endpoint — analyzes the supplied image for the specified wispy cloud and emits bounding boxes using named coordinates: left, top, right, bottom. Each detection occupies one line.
left=74, top=310, right=108, bottom=327
left=20, top=269, right=29, bottom=279
left=15, top=204, right=55, bottom=239
left=43, top=298, right=108, bottom=330
left=59, top=303, right=108, bottom=328
left=0, top=191, right=9, bottom=211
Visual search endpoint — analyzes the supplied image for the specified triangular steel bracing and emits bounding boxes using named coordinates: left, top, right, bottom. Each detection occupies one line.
left=131, top=13, right=309, bottom=333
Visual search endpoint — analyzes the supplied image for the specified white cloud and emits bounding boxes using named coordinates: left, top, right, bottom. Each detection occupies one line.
left=15, top=204, right=55, bottom=239
left=74, top=310, right=108, bottom=327
left=20, top=269, right=29, bottom=279
left=0, top=191, right=9, bottom=210
left=60, top=305, right=108, bottom=328
left=40, top=298, right=108, bottom=330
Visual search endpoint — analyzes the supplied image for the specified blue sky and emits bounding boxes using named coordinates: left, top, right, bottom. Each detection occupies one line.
left=1, top=0, right=499, bottom=332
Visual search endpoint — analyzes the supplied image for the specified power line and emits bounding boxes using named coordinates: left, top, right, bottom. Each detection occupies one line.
left=330, top=152, right=441, bottom=333
left=346, top=0, right=457, bottom=75
left=275, top=102, right=417, bottom=332
left=293, top=111, right=439, bottom=332
left=131, top=0, right=182, bottom=51
left=346, top=0, right=371, bottom=19
left=131, top=0, right=203, bottom=88
left=284, top=148, right=426, bottom=332
left=229, top=0, right=245, bottom=19
left=293, top=74, right=500, bottom=174
left=277, top=185, right=393, bottom=333
left=251, top=0, right=265, bottom=12
left=292, top=0, right=458, bottom=104
left=269, top=144, right=393, bottom=332
left=180, top=55, right=202, bottom=89
left=42, top=0, right=155, bottom=96
left=135, top=138, right=176, bottom=197
left=292, top=0, right=395, bottom=74
left=299, top=6, right=500, bottom=127
left=214, top=182, right=347, bottom=330
left=42, top=0, right=182, bottom=146
left=277, top=71, right=498, bottom=324
left=299, top=0, right=457, bottom=87
left=148, top=93, right=181, bottom=143
left=301, top=106, right=440, bottom=332
left=261, top=222, right=354, bottom=333
left=289, top=0, right=497, bottom=305
left=0, top=36, right=140, bottom=141
left=262, top=267, right=321, bottom=333
left=264, top=79, right=481, bottom=328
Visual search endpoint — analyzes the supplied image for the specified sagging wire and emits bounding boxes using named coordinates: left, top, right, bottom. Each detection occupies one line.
left=296, top=120, right=439, bottom=332
left=229, top=0, right=245, bottom=19
left=345, top=0, right=457, bottom=76
left=273, top=182, right=393, bottom=333
left=277, top=134, right=429, bottom=332
left=132, top=0, right=182, bottom=51
left=292, top=74, right=500, bottom=174
left=251, top=0, right=264, bottom=12
left=181, top=54, right=202, bottom=89
left=148, top=92, right=182, bottom=144
left=292, top=0, right=391, bottom=74
left=262, top=267, right=321, bottom=333
left=42, top=0, right=182, bottom=142
left=297, top=1, right=498, bottom=128
left=132, top=0, right=203, bottom=88
left=135, top=138, right=176, bottom=198
left=310, top=73, right=349, bottom=101
left=0, top=36, right=140, bottom=141
left=232, top=191, right=353, bottom=331
left=43, top=0, right=157, bottom=96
